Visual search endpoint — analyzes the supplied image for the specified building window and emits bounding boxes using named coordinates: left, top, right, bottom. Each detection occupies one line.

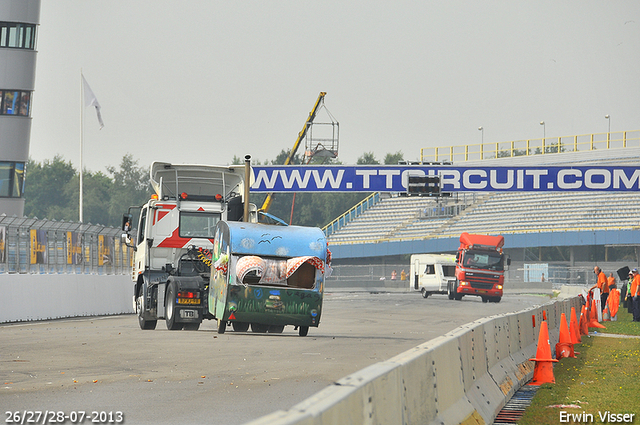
left=0, top=90, right=32, bottom=116
left=0, top=162, right=25, bottom=198
left=0, top=22, right=37, bottom=49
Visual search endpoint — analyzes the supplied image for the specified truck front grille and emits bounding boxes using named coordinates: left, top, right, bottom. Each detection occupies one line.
left=465, top=271, right=499, bottom=289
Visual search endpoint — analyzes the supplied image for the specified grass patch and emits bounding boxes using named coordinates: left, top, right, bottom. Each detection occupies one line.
left=518, top=322, right=640, bottom=424
left=597, top=305, right=640, bottom=336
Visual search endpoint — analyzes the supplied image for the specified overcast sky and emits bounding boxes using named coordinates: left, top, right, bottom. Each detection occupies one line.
left=30, top=1, right=640, bottom=173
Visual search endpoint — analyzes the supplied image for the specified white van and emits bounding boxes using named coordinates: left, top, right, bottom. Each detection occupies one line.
left=410, top=254, right=457, bottom=298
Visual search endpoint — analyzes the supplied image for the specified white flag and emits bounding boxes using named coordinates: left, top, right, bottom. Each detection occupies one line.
left=82, top=75, right=104, bottom=129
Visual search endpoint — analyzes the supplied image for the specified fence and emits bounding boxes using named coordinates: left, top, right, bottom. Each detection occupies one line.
left=327, top=261, right=627, bottom=290
left=420, top=129, right=640, bottom=163
left=327, top=263, right=408, bottom=283
left=0, top=215, right=133, bottom=275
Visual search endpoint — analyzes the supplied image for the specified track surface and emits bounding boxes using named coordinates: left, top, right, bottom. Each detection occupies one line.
left=1, top=292, right=546, bottom=424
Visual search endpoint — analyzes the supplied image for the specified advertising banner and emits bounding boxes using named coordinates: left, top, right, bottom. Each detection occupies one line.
left=66, top=232, right=82, bottom=265
left=98, top=235, right=113, bottom=266
left=250, top=165, right=640, bottom=193
left=29, top=229, right=47, bottom=265
left=0, top=226, right=5, bottom=263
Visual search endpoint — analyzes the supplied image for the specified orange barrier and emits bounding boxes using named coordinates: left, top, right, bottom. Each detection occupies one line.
left=555, top=313, right=575, bottom=360
left=529, top=321, right=558, bottom=385
left=570, top=307, right=581, bottom=344
left=607, top=289, right=620, bottom=321
left=579, top=305, right=589, bottom=336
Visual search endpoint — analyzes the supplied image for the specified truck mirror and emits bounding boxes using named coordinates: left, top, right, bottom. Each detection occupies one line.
left=507, top=258, right=511, bottom=266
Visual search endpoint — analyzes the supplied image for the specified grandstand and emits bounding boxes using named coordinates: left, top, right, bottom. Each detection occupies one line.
left=324, top=130, right=640, bottom=264
left=327, top=191, right=640, bottom=245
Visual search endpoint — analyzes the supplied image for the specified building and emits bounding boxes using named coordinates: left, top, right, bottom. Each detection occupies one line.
left=0, top=0, right=40, bottom=217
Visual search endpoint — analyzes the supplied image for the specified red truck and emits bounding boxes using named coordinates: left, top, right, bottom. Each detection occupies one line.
left=450, top=232, right=510, bottom=303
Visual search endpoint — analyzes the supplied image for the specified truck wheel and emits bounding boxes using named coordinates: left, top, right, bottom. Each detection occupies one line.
left=165, top=283, right=182, bottom=330
left=137, top=289, right=157, bottom=330
left=217, top=319, right=227, bottom=334
left=251, top=323, right=269, bottom=333
left=421, top=288, right=430, bottom=298
left=453, top=280, right=464, bottom=300
left=298, top=326, right=309, bottom=337
left=481, top=296, right=488, bottom=303
left=447, top=283, right=455, bottom=300
left=490, top=297, right=502, bottom=303
left=268, top=325, right=284, bottom=333
left=232, top=322, right=249, bottom=332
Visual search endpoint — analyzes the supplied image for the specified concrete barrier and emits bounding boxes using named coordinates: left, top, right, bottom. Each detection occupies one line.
left=245, top=296, right=582, bottom=425
left=0, top=274, right=133, bottom=323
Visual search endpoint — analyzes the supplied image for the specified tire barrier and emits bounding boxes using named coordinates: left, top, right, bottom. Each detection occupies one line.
left=246, top=296, right=582, bottom=425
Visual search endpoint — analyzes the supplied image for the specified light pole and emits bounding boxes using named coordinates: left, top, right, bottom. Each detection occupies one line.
left=605, top=115, right=610, bottom=133
left=478, top=126, right=483, bottom=144
left=540, top=121, right=545, bottom=139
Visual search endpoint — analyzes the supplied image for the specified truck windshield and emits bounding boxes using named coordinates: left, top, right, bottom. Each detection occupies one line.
left=179, top=212, right=220, bottom=238
left=463, top=250, right=503, bottom=271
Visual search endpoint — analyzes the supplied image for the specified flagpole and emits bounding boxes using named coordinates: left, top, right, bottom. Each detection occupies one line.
left=80, top=70, right=84, bottom=223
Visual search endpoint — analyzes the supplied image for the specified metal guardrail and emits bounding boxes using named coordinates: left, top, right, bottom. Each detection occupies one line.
left=420, top=130, right=640, bottom=163
left=0, top=215, right=133, bottom=275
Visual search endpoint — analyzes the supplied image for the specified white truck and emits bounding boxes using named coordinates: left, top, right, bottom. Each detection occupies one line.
left=409, top=253, right=458, bottom=299
left=122, top=161, right=252, bottom=331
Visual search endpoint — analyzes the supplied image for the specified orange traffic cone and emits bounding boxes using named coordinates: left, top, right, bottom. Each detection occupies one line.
left=529, top=321, right=558, bottom=385
left=555, top=313, right=575, bottom=359
left=570, top=307, right=581, bottom=344
left=579, top=305, right=589, bottom=336
left=588, top=299, right=606, bottom=329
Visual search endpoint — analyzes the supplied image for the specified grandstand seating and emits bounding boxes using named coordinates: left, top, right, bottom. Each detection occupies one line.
left=327, top=191, right=640, bottom=244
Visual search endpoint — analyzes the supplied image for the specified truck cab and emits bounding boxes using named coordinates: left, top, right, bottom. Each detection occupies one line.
left=453, top=232, right=509, bottom=303
left=124, top=162, right=252, bottom=330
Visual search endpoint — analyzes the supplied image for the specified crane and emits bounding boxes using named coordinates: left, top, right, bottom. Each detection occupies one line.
left=259, top=92, right=327, bottom=213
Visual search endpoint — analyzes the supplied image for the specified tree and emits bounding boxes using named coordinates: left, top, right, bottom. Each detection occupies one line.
left=384, top=151, right=404, bottom=165
left=24, top=156, right=76, bottom=219
left=357, top=152, right=379, bottom=165
left=272, top=148, right=302, bottom=165
left=107, top=155, right=150, bottom=224
left=63, top=171, right=114, bottom=225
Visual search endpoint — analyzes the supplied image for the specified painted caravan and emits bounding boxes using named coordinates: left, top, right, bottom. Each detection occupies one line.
left=209, top=221, right=329, bottom=336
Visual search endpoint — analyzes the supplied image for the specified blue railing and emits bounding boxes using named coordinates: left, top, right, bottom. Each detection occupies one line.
left=322, top=192, right=380, bottom=238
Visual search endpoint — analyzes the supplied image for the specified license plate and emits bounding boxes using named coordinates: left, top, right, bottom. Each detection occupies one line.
left=178, top=298, right=201, bottom=305
left=477, top=289, right=487, bottom=294
left=179, top=309, right=198, bottom=319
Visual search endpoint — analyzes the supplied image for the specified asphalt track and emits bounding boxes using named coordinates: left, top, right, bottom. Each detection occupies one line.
left=1, top=292, right=546, bottom=425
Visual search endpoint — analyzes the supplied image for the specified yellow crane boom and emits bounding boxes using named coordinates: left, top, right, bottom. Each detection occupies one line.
left=259, top=92, right=327, bottom=213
